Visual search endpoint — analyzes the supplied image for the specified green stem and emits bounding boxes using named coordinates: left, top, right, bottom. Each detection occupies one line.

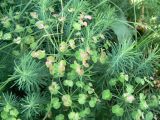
left=67, top=29, right=75, bottom=42
left=0, top=42, right=15, bottom=51
left=0, top=78, right=14, bottom=92
left=19, top=0, right=33, bottom=17
left=133, top=0, right=137, bottom=40
left=43, top=94, right=53, bottom=120
left=60, top=0, right=64, bottom=36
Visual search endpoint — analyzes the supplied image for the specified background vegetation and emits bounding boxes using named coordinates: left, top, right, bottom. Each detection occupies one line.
left=0, top=0, right=160, bottom=120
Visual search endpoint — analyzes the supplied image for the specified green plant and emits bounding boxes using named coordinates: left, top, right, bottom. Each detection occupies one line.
left=0, top=0, right=160, bottom=120
left=10, top=55, right=48, bottom=92
left=0, top=93, right=20, bottom=120
left=20, top=93, right=46, bottom=120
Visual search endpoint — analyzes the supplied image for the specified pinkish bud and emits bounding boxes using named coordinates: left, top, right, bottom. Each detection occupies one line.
left=84, top=15, right=92, bottom=20
left=45, top=61, right=52, bottom=68
left=83, top=22, right=88, bottom=27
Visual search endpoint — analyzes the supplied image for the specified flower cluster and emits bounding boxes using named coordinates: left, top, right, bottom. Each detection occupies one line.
left=0, top=0, right=160, bottom=120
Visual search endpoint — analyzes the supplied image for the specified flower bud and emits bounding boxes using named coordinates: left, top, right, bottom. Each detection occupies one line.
left=30, top=12, right=38, bottom=19
left=59, top=42, right=68, bottom=53
left=62, top=94, right=72, bottom=107
left=49, top=82, right=60, bottom=95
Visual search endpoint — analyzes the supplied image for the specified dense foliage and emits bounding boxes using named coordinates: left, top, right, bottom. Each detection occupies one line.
left=0, top=0, right=160, bottom=120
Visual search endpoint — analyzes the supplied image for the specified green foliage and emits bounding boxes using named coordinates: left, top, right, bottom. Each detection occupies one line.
left=102, top=89, right=112, bottom=100
left=112, top=104, right=124, bottom=117
left=1, top=104, right=20, bottom=120
left=108, top=38, right=139, bottom=74
left=0, top=93, right=20, bottom=120
left=20, top=93, right=46, bottom=120
left=0, top=0, right=160, bottom=120
left=10, top=55, right=48, bottom=92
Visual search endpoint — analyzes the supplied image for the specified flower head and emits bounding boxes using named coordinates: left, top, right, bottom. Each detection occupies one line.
left=31, top=51, right=39, bottom=58
left=46, top=56, right=56, bottom=68
left=82, top=21, right=88, bottom=27
left=30, top=12, right=38, bottom=19
left=68, top=8, right=75, bottom=12
left=13, top=37, right=21, bottom=44
left=49, top=82, right=60, bottom=95
left=59, top=42, right=68, bottom=52
left=62, top=94, right=72, bottom=107
left=35, top=21, right=45, bottom=29
left=76, top=65, right=84, bottom=76
left=84, top=15, right=92, bottom=20
left=58, top=16, right=66, bottom=22
left=69, top=39, right=76, bottom=49
left=31, top=50, right=46, bottom=59
left=68, top=112, right=80, bottom=120
left=123, top=93, right=135, bottom=103
left=80, top=50, right=90, bottom=61
left=58, top=60, right=66, bottom=76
